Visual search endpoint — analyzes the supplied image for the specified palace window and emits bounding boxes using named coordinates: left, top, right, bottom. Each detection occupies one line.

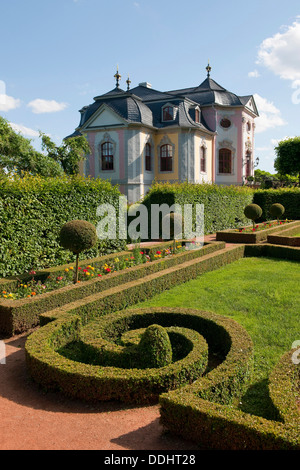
left=246, top=150, right=252, bottom=177
left=160, top=144, right=173, bottom=171
left=200, top=146, right=206, bottom=173
left=219, top=148, right=232, bottom=174
left=101, top=142, right=114, bottom=171
left=162, top=106, right=174, bottom=121
left=145, top=143, right=151, bottom=171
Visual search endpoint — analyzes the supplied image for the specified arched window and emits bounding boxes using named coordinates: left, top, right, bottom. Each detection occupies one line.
left=200, top=146, right=206, bottom=173
left=160, top=144, right=173, bottom=171
left=101, top=142, right=114, bottom=171
left=145, top=143, right=151, bottom=171
left=163, top=106, right=174, bottom=121
left=219, top=148, right=232, bottom=174
left=195, top=108, right=200, bottom=123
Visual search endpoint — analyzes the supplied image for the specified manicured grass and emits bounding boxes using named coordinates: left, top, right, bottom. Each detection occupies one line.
left=137, top=257, right=300, bottom=420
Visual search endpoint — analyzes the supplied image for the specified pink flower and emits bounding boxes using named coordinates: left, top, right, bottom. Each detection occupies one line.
left=29, top=270, right=36, bottom=275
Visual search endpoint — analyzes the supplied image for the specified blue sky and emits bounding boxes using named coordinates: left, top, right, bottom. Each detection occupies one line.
left=1, top=0, right=300, bottom=173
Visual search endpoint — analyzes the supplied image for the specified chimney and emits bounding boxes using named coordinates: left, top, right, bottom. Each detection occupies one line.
left=139, top=82, right=152, bottom=89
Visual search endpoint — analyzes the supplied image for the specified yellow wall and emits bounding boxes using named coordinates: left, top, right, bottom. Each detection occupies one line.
left=154, top=131, right=179, bottom=180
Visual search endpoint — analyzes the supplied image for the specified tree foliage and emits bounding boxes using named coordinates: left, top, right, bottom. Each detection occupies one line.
left=0, top=116, right=90, bottom=177
left=274, top=137, right=300, bottom=184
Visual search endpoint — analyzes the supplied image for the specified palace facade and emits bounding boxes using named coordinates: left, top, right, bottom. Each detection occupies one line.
left=67, top=65, right=259, bottom=203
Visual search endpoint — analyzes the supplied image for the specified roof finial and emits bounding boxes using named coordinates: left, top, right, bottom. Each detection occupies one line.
left=114, top=65, right=121, bottom=88
left=206, top=60, right=212, bottom=78
left=126, top=74, right=131, bottom=92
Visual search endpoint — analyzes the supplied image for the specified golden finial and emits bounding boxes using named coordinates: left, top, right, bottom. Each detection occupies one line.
left=114, top=65, right=121, bottom=88
left=206, top=60, right=212, bottom=78
left=126, top=74, right=131, bottom=91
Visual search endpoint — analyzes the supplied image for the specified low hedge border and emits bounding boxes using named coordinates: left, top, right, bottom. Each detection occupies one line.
left=267, top=225, right=300, bottom=247
left=0, top=241, right=225, bottom=336
left=159, top=348, right=299, bottom=450
left=25, top=307, right=252, bottom=404
left=244, top=243, right=300, bottom=261
left=216, top=220, right=300, bottom=244
left=37, top=244, right=245, bottom=327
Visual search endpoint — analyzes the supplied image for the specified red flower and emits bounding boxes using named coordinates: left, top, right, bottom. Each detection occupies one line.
left=98, top=274, right=102, bottom=277
left=156, top=251, right=161, bottom=254
left=105, top=268, right=111, bottom=273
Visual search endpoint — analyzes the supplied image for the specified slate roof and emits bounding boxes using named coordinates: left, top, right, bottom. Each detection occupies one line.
left=68, top=75, right=257, bottom=138
left=168, top=77, right=258, bottom=112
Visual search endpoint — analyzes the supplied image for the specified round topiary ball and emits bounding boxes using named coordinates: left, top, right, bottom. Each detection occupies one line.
left=244, top=204, right=262, bottom=227
left=59, top=220, right=97, bottom=254
left=270, top=203, right=285, bottom=220
left=138, top=324, right=172, bottom=368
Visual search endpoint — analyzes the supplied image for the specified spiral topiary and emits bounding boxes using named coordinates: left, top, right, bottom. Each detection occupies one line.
left=59, top=220, right=97, bottom=283
left=138, top=324, right=173, bottom=368
left=269, top=203, right=285, bottom=221
left=244, top=204, right=263, bottom=228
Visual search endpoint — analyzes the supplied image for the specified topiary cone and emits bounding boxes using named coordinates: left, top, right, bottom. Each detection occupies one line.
left=59, top=220, right=97, bottom=283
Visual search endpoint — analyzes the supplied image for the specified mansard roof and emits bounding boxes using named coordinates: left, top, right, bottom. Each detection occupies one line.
left=67, top=73, right=258, bottom=138
left=168, top=77, right=259, bottom=114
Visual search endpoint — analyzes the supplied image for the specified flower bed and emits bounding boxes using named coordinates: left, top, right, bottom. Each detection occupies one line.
left=216, top=220, right=300, bottom=244
left=267, top=225, right=300, bottom=247
left=0, top=241, right=224, bottom=336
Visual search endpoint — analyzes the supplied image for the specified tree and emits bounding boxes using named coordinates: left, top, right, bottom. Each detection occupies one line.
left=0, top=116, right=90, bottom=177
left=0, top=116, right=64, bottom=177
left=40, top=132, right=90, bottom=176
left=274, top=137, right=300, bottom=185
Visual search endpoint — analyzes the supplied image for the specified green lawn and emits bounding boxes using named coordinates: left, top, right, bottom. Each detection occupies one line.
left=136, top=256, right=300, bottom=420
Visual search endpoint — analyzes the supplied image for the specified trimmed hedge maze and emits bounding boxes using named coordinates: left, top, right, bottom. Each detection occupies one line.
left=6, top=238, right=300, bottom=449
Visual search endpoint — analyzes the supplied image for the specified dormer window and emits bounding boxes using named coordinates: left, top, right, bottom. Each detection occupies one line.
left=195, top=108, right=200, bottom=123
left=162, top=105, right=174, bottom=121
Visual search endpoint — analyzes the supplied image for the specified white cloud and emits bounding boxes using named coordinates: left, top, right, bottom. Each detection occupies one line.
left=0, top=94, right=21, bottom=112
left=9, top=122, right=39, bottom=137
left=27, top=99, right=68, bottom=114
left=254, top=94, right=286, bottom=133
left=257, top=19, right=300, bottom=86
left=248, top=70, right=260, bottom=78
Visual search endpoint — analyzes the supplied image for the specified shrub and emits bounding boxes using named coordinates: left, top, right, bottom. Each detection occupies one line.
left=253, top=188, right=300, bottom=221
left=142, top=182, right=253, bottom=237
left=244, top=204, right=263, bottom=228
left=138, top=324, right=173, bottom=368
left=269, top=203, right=285, bottom=220
left=59, top=220, right=97, bottom=282
left=0, top=174, right=126, bottom=278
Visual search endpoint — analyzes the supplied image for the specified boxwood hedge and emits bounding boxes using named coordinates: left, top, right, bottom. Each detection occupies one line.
left=0, top=241, right=225, bottom=336
left=25, top=307, right=252, bottom=404
left=0, top=174, right=126, bottom=278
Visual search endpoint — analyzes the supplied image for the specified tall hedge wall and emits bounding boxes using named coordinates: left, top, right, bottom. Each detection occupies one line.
left=253, top=188, right=300, bottom=221
left=141, top=182, right=253, bottom=237
left=0, top=175, right=126, bottom=278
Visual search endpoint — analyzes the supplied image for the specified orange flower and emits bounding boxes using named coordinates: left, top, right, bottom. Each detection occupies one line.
left=31, top=292, right=36, bottom=296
